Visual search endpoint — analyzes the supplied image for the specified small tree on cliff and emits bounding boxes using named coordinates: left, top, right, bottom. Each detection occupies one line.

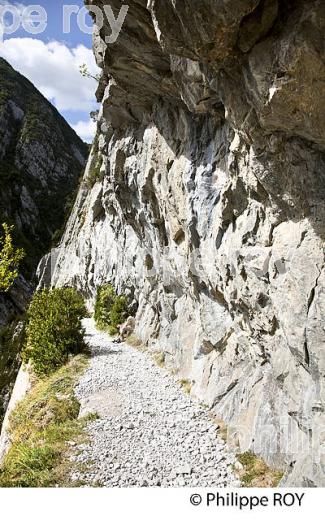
left=79, top=63, right=100, bottom=82
left=0, top=223, right=25, bottom=292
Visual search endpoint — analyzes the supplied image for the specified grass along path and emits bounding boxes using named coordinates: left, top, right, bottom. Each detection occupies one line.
left=0, top=354, right=94, bottom=487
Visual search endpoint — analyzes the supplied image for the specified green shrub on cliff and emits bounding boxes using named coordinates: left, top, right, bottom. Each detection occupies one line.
left=0, top=223, right=25, bottom=292
left=87, top=153, right=104, bottom=188
left=94, top=284, right=129, bottom=335
left=22, top=288, right=87, bottom=376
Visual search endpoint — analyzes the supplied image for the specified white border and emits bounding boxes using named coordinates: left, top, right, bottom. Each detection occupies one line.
left=0, top=488, right=323, bottom=520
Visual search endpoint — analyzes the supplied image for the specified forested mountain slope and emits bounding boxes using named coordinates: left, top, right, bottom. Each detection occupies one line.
left=0, top=58, right=88, bottom=424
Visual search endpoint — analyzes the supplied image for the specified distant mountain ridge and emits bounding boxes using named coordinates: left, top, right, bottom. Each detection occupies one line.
left=0, top=58, right=89, bottom=424
left=0, top=57, right=88, bottom=288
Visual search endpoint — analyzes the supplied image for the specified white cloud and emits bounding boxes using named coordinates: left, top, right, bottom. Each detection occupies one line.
left=0, top=37, right=100, bottom=112
left=0, top=1, right=27, bottom=13
left=71, top=118, right=96, bottom=142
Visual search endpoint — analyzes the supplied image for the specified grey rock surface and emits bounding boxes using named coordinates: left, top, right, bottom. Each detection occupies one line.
left=44, top=1, right=325, bottom=486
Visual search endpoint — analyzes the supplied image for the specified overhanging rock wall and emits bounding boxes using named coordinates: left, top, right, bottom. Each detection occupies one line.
left=42, top=0, right=325, bottom=486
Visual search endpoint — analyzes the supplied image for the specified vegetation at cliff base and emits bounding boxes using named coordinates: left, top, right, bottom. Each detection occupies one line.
left=0, top=288, right=96, bottom=487
left=94, top=284, right=129, bottom=335
left=0, top=354, right=92, bottom=487
left=237, top=451, right=284, bottom=487
left=22, top=288, right=87, bottom=376
left=0, top=223, right=25, bottom=292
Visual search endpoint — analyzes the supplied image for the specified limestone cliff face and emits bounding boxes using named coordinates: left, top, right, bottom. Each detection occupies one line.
left=45, top=1, right=325, bottom=486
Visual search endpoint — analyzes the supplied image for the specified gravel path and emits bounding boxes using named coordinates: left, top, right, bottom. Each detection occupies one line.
left=71, top=318, right=240, bottom=487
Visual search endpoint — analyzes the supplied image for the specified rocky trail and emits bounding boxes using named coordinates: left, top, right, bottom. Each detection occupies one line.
left=71, top=319, right=240, bottom=488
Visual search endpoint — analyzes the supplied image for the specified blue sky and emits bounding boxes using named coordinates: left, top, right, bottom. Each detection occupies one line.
left=0, top=1, right=100, bottom=141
